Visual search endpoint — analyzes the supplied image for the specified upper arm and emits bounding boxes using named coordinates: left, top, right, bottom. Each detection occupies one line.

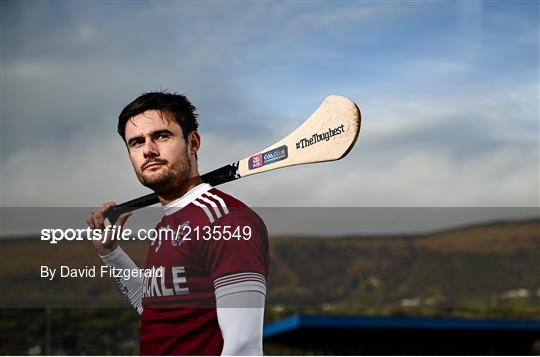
left=199, top=208, right=270, bottom=297
left=198, top=207, right=269, bottom=355
left=216, top=291, right=265, bottom=356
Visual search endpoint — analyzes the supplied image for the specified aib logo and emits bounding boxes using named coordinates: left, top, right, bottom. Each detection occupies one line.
left=248, top=153, right=263, bottom=169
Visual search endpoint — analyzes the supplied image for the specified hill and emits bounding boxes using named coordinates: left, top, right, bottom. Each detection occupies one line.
left=267, top=218, right=540, bottom=319
left=1, top=218, right=539, bottom=354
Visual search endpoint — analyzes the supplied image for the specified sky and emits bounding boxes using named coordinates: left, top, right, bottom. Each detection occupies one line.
left=1, top=1, right=538, bottom=217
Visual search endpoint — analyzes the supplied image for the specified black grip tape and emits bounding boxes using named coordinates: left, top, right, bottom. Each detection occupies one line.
left=103, top=162, right=240, bottom=224
left=103, top=193, right=159, bottom=225
left=200, top=162, right=240, bottom=186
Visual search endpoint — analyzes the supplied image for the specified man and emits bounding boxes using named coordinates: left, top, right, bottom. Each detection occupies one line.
left=87, top=92, right=269, bottom=355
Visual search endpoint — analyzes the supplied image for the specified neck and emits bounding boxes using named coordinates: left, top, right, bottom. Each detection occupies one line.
left=157, top=176, right=203, bottom=206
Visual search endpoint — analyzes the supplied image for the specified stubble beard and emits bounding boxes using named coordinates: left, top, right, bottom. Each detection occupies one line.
left=139, top=152, right=191, bottom=195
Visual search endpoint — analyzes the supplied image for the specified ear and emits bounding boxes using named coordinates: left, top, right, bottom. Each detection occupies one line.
left=187, top=131, right=201, bottom=157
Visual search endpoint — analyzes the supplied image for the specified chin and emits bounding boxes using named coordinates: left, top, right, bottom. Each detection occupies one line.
left=142, top=170, right=180, bottom=189
left=143, top=175, right=167, bottom=187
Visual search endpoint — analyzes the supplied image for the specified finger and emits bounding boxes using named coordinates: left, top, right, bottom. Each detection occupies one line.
left=92, top=212, right=104, bottom=229
left=101, top=201, right=117, bottom=212
left=87, top=212, right=95, bottom=229
left=100, top=202, right=117, bottom=226
left=95, top=210, right=105, bottom=227
left=115, top=212, right=132, bottom=228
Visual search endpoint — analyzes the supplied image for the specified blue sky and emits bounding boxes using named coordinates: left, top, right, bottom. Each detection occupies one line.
left=1, top=1, right=538, bottom=212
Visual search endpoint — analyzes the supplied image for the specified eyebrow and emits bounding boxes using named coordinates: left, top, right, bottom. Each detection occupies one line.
left=126, top=129, right=175, bottom=147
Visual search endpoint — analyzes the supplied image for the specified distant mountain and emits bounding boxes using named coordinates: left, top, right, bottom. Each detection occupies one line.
left=266, top=218, right=540, bottom=319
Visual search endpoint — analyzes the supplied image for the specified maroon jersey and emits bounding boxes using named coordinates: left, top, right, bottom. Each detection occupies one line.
left=139, top=183, right=269, bottom=355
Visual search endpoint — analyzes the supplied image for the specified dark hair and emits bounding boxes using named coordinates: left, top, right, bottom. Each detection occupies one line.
left=118, top=91, right=199, bottom=142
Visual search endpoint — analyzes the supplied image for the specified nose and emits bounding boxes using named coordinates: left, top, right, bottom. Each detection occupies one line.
left=142, top=139, right=159, bottom=158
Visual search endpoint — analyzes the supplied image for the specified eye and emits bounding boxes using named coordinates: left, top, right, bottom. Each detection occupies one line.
left=130, top=139, right=144, bottom=148
left=156, top=133, right=170, bottom=140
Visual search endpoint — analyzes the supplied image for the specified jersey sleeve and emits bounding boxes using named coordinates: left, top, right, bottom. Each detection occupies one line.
left=198, top=208, right=269, bottom=300
left=100, top=245, right=144, bottom=315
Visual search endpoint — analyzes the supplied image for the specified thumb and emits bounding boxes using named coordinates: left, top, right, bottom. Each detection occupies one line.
left=115, top=212, right=132, bottom=228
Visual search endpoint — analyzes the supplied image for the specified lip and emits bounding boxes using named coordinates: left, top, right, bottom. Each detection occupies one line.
left=143, top=162, right=164, bottom=170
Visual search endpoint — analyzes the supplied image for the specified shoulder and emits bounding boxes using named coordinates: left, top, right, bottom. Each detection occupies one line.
left=192, top=189, right=270, bottom=281
left=190, top=188, right=265, bottom=228
left=204, top=188, right=249, bottom=208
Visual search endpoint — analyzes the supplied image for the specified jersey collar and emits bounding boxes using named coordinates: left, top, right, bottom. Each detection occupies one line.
left=163, top=183, right=213, bottom=216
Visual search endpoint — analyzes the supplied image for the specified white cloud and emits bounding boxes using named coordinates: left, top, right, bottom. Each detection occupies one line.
left=1, top=1, right=538, bottom=213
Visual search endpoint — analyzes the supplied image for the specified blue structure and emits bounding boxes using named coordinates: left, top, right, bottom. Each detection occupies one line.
left=263, top=315, right=540, bottom=355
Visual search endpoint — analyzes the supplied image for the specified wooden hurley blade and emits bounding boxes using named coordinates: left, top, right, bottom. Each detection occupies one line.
left=237, top=95, right=361, bottom=178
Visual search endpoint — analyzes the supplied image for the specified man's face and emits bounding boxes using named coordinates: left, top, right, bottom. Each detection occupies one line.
left=124, top=110, right=195, bottom=193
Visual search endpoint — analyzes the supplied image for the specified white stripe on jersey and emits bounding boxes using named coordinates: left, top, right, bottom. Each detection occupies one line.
left=214, top=272, right=266, bottom=289
left=192, top=199, right=215, bottom=223
left=204, top=192, right=230, bottom=215
left=198, top=195, right=223, bottom=220
left=214, top=271, right=265, bottom=283
left=214, top=281, right=267, bottom=299
left=191, top=191, right=232, bottom=224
